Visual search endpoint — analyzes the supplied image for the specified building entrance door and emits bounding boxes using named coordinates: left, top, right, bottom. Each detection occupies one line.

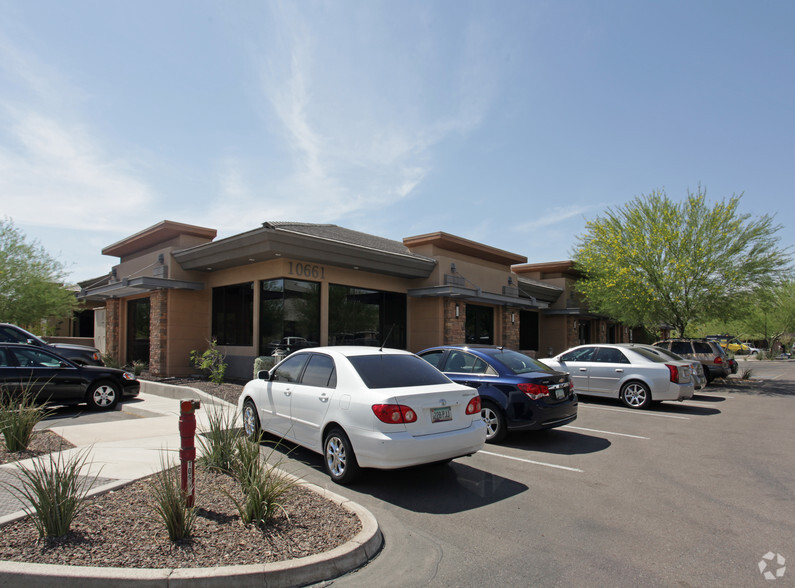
left=127, top=298, right=150, bottom=364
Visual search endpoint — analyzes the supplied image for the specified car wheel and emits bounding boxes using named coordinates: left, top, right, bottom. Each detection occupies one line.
left=481, top=400, right=507, bottom=443
left=86, top=381, right=120, bottom=410
left=242, top=399, right=261, bottom=440
left=620, top=381, right=651, bottom=409
left=323, top=427, right=360, bottom=485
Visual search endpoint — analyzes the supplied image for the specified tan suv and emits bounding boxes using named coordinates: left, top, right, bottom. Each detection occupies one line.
left=653, top=338, right=730, bottom=383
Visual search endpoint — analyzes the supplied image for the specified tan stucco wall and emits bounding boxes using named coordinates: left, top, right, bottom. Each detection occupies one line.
left=407, top=297, right=444, bottom=352
left=166, top=289, right=211, bottom=376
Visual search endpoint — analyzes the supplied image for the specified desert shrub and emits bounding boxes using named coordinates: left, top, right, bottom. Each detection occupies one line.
left=102, top=353, right=122, bottom=369
left=190, top=339, right=227, bottom=385
left=197, top=403, right=239, bottom=474
left=228, top=437, right=298, bottom=527
left=148, top=456, right=197, bottom=541
left=0, top=386, right=51, bottom=452
left=252, top=356, right=276, bottom=379
left=2, top=447, right=97, bottom=538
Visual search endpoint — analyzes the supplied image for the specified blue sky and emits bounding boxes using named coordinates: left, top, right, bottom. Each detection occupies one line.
left=1, top=1, right=793, bottom=283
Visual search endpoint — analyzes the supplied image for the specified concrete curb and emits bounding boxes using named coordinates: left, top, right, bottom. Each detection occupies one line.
left=0, top=381, right=383, bottom=587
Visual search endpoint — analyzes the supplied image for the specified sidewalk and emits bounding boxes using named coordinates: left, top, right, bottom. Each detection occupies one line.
left=0, top=381, right=381, bottom=587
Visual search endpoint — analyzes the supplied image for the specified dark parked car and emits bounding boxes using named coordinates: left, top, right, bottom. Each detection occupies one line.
left=653, top=338, right=730, bottom=383
left=0, top=343, right=139, bottom=410
left=0, top=323, right=103, bottom=366
left=418, top=346, right=577, bottom=443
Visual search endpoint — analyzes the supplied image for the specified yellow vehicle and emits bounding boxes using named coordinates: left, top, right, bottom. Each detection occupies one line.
left=705, top=335, right=751, bottom=354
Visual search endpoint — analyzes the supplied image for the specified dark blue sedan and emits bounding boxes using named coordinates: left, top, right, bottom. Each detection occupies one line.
left=418, top=346, right=577, bottom=443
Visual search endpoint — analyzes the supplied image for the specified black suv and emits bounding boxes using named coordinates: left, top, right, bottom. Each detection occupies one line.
left=0, top=323, right=103, bottom=366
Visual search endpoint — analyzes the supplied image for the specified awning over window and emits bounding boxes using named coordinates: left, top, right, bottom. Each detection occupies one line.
left=77, top=276, right=204, bottom=301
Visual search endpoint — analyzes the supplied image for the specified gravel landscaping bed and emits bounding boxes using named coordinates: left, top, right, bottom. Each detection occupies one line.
left=0, top=377, right=362, bottom=569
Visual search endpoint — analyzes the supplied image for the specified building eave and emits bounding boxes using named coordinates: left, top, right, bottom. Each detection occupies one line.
left=173, top=225, right=437, bottom=279
left=407, top=285, right=548, bottom=310
left=77, top=276, right=205, bottom=301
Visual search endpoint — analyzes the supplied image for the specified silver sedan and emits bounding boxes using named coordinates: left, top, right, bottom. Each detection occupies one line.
left=540, top=343, right=695, bottom=409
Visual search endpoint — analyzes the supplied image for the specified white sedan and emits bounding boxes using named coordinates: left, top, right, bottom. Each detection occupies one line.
left=238, top=346, right=487, bottom=484
left=539, top=343, right=695, bottom=409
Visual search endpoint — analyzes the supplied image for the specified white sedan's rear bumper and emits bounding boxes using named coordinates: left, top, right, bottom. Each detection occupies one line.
left=349, top=419, right=487, bottom=470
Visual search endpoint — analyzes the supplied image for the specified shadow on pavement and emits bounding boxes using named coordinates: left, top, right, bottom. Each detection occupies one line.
left=501, top=428, right=611, bottom=456
left=255, top=434, right=527, bottom=515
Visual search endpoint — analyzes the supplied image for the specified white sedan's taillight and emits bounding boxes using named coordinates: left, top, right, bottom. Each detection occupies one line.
left=465, top=396, right=481, bottom=415
left=372, top=404, right=417, bottom=424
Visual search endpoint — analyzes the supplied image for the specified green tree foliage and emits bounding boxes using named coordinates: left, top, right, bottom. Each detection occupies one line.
left=572, top=189, right=792, bottom=336
left=738, top=280, right=795, bottom=346
left=0, top=218, right=77, bottom=328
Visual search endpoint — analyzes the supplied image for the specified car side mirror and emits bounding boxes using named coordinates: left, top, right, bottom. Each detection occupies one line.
left=257, top=370, right=271, bottom=381
left=59, top=361, right=70, bottom=368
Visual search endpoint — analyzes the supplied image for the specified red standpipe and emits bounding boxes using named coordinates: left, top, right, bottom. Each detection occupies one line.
left=179, top=399, right=201, bottom=507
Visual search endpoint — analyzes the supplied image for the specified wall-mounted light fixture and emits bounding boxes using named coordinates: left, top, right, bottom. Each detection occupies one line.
left=511, top=312, right=515, bottom=324
left=455, top=303, right=460, bottom=318
left=508, top=276, right=513, bottom=285
left=450, top=263, right=457, bottom=274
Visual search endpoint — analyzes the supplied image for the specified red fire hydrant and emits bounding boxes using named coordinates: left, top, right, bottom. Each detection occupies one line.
left=179, top=399, right=201, bottom=507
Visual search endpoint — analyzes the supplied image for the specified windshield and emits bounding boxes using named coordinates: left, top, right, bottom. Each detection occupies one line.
left=348, top=354, right=452, bottom=389
left=485, top=349, right=555, bottom=375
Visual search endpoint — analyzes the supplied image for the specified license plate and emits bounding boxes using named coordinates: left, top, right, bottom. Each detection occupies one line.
left=431, top=406, right=452, bottom=423
left=554, top=388, right=565, bottom=400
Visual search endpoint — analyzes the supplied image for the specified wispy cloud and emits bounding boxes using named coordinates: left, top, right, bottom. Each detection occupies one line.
left=224, top=2, right=497, bottom=225
left=513, top=204, right=599, bottom=232
left=0, top=35, right=153, bottom=232
left=0, top=109, right=153, bottom=231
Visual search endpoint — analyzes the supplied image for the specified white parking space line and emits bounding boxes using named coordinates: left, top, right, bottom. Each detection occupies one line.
left=579, top=404, right=691, bottom=420
left=562, top=425, right=650, bottom=440
left=479, top=450, right=584, bottom=473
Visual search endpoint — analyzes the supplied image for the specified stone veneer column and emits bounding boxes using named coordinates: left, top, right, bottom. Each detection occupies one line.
left=502, top=307, right=520, bottom=350
left=443, top=298, right=466, bottom=345
left=149, top=290, right=167, bottom=377
left=105, top=298, right=121, bottom=363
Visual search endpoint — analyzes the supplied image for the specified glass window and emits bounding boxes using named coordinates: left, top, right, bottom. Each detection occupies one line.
left=300, top=354, right=336, bottom=388
left=445, top=351, right=490, bottom=374
left=349, top=354, right=450, bottom=388
left=212, top=283, right=253, bottom=346
left=0, top=326, right=32, bottom=344
left=260, top=279, right=320, bottom=356
left=10, top=347, right=64, bottom=368
left=561, top=347, right=597, bottom=362
left=487, top=349, right=555, bottom=374
left=419, top=350, right=445, bottom=369
left=595, top=347, right=629, bottom=364
left=631, top=347, right=667, bottom=363
left=271, top=353, right=309, bottom=383
left=465, top=304, right=493, bottom=345
left=670, top=342, right=692, bottom=355
left=328, top=285, right=406, bottom=349
left=0, top=348, right=9, bottom=366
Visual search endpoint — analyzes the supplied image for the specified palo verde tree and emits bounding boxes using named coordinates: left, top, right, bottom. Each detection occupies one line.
left=572, top=188, right=792, bottom=337
left=0, top=218, right=77, bottom=329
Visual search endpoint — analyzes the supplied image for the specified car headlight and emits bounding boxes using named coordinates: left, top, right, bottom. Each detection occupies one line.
left=122, top=372, right=136, bottom=381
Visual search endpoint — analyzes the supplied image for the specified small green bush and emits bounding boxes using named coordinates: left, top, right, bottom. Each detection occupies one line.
left=130, top=359, right=147, bottom=376
left=0, top=386, right=51, bottom=453
left=148, top=456, right=197, bottom=541
left=190, top=339, right=227, bottom=385
left=102, top=353, right=122, bottom=369
left=197, top=404, right=239, bottom=474
left=2, top=447, right=98, bottom=538
left=228, top=437, right=298, bottom=527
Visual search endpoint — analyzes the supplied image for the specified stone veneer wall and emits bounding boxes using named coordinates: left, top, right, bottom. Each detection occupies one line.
left=149, top=291, right=167, bottom=376
left=105, top=299, right=120, bottom=362
left=443, top=298, right=465, bottom=345
left=502, top=306, right=520, bottom=350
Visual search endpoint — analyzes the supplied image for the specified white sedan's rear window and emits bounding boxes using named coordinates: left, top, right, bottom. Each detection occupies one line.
left=349, top=354, right=451, bottom=389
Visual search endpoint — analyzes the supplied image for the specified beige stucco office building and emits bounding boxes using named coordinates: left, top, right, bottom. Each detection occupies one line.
left=79, top=220, right=628, bottom=379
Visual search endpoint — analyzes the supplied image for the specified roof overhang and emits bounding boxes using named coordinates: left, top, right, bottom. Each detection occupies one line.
left=404, top=232, right=527, bottom=266
left=102, top=220, right=217, bottom=258
left=517, top=277, right=563, bottom=304
left=77, top=277, right=205, bottom=301
left=173, top=225, right=437, bottom=279
left=407, top=284, right=547, bottom=310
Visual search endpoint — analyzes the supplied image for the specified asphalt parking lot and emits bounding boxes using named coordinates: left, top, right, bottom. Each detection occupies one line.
left=300, top=361, right=794, bottom=587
